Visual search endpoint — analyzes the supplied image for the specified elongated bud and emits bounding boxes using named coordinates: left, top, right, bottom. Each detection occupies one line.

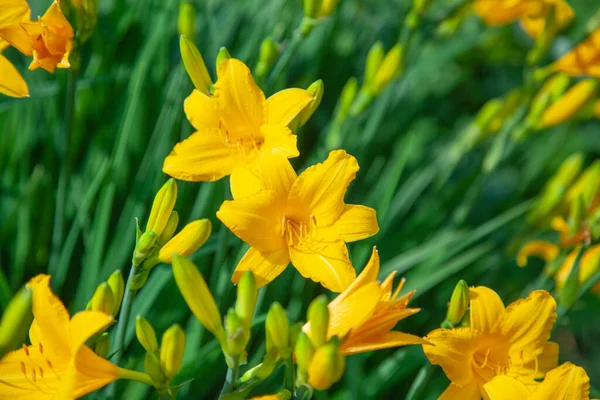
left=133, top=231, right=158, bottom=266
left=569, top=195, right=586, bottom=236
left=235, top=271, right=257, bottom=330
left=308, top=295, right=329, bottom=348
left=560, top=247, right=584, bottom=308
left=161, top=324, right=186, bottom=380
left=146, top=179, right=178, bottom=236
left=180, top=36, right=212, bottom=95
left=158, top=219, right=211, bottom=263
left=528, top=74, right=571, bottom=126
left=303, top=0, right=322, bottom=18
left=136, top=315, right=159, bottom=353
left=178, top=1, right=195, bottom=41
left=445, top=280, right=469, bottom=326
left=95, top=332, right=110, bottom=358
left=266, top=302, right=290, bottom=357
left=372, top=45, right=403, bottom=94
left=566, top=161, right=600, bottom=207
left=158, top=211, right=179, bottom=247
left=107, top=270, right=124, bottom=316
left=71, top=0, right=98, bottom=45
left=294, top=332, right=314, bottom=384
left=145, top=351, right=165, bottom=388
left=297, top=79, right=324, bottom=127
left=0, top=285, right=32, bottom=357
left=539, top=80, right=598, bottom=129
left=318, top=0, right=339, bottom=17
left=91, top=283, right=115, bottom=316
left=216, top=47, right=231, bottom=70
left=240, top=356, right=279, bottom=382
left=307, top=339, right=345, bottom=390
left=339, top=77, right=358, bottom=120
left=172, top=255, right=226, bottom=344
left=225, top=309, right=248, bottom=357
left=365, top=41, right=384, bottom=86
left=255, top=37, right=278, bottom=79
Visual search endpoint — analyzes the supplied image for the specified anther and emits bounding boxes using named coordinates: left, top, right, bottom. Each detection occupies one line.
left=32, top=369, right=37, bottom=382
left=23, top=344, right=29, bottom=356
left=21, top=362, right=26, bottom=375
left=39, top=343, right=43, bottom=354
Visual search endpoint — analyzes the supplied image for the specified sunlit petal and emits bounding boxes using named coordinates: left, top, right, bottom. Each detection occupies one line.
left=470, top=286, right=505, bottom=333
left=231, top=247, right=290, bottom=288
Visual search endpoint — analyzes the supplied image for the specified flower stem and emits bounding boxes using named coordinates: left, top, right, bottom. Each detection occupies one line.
left=218, top=360, right=240, bottom=398
left=117, top=367, right=153, bottom=386
left=284, top=358, right=296, bottom=393
left=405, top=364, right=434, bottom=400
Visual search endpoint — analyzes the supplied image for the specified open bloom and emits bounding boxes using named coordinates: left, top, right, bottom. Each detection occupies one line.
left=423, top=286, right=558, bottom=399
left=555, top=28, right=600, bottom=78
left=483, top=362, right=591, bottom=400
left=0, top=274, right=122, bottom=399
left=217, top=150, right=379, bottom=292
left=474, top=0, right=573, bottom=38
left=163, top=58, right=313, bottom=199
left=0, top=41, right=28, bottom=97
left=0, top=0, right=30, bottom=97
left=306, top=247, right=425, bottom=354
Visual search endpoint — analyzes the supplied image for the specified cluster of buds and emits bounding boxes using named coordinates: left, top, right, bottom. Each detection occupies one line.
left=132, top=179, right=211, bottom=290
left=136, top=316, right=186, bottom=396
left=442, top=280, right=470, bottom=328
left=85, top=270, right=124, bottom=357
left=302, top=0, right=340, bottom=36
left=295, top=296, right=345, bottom=391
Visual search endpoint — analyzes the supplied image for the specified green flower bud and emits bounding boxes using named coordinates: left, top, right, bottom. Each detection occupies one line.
left=339, top=77, right=358, bottom=120
left=180, top=35, right=212, bottom=95
left=145, top=351, right=166, bottom=388
left=133, top=231, right=158, bottom=266
left=225, top=309, right=248, bottom=357
left=255, top=37, right=279, bottom=79
left=307, top=337, right=345, bottom=391
left=91, top=282, right=115, bottom=316
left=297, top=79, right=324, bottom=127
left=157, top=211, right=179, bottom=247
left=178, top=1, right=196, bottom=42
left=95, top=332, right=110, bottom=358
left=303, top=0, right=322, bottom=19
left=158, top=219, right=211, bottom=263
left=146, top=179, right=178, bottom=237
left=216, top=47, right=231, bottom=70
left=364, top=41, right=384, bottom=87
left=372, top=44, right=403, bottom=94
left=160, top=324, right=186, bottom=380
left=0, top=285, right=32, bottom=358
left=266, top=302, right=290, bottom=358
left=107, top=270, right=124, bottom=316
left=294, top=332, right=314, bottom=384
left=307, top=295, right=329, bottom=348
left=235, top=271, right=257, bottom=330
left=445, top=280, right=469, bottom=326
left=136, top=315, right=159, bottom=353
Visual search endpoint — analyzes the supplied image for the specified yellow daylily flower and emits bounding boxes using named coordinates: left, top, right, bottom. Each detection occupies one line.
left=0, top=0, right=32, bottom=56
left=20, top=0, right=74, bottom=72
left=474, top=0, right=573, bottom=38
left=483, top=362, right=591, bottom=400
left=0, top=41, right=28, bottom=97
left=308, top=247, right=425, bottom=355
left=217, top=150, right=379, bottom=292
left=163, top=58, right=313, bottom=199
left=0, top=274, right=149, bottom=399
left=516, top=240, right=559, bottom=267
left=539, top=80, right=598, bottom=129
left=423, top=286, right=559, bottom=399
left=554, top=245, right=600, bottom=295
left=554, top=28, right=600, bottom=78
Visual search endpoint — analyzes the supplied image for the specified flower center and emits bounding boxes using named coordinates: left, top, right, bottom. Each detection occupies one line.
left=17, top=342, right=60, bottom=393
left=220, top=121, right=264, bottom=161
left=470, top=334, right=510, bottom=384
left=281, top=215, right=318, bottom=248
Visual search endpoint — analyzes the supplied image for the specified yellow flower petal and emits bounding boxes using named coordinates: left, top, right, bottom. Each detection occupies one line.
left=71, top=346, right=119, bottom=398
left=423, top=327, right=477, bottom=386
left=439, top=381, right=481, bottom=400
left=530, top=363, right=590, bottom=400
left=266, top=88, right=313, bottom=126
left=162, top=129, right=236, bottom=182
left=555, top=28, right=600, bottom=78
left=540, top=80, right=597, bottom=129
left=513, top=341, right=559, bottom=380
left=327, top=281, right=381, bottom=339
left=261, top=125, right=299, bottom=158
left=230, top=152, right=297, bottom=200
left=217, top=190, right=285, bottom=253
left=0, top=53, right=28, bottom=97
left=341, top=331, right=427, bottom=355
left=520, top=0, right=573, bottom=38
left=0, top=345, right=61, bottom=398
left=469, top=286, right=505, bottom=333
left=0, top=23, right=32, bottom=55
left=328, top=246, right=379, bottom=309
left=516, top=241, right=560, bottom=267
left=483, top=375, right=530, bottom=400
left=214, top=58, right=265, bottom=136
left=580, top=245, right=600, bottom=283
left=183, top=90, right=219, bottom=130
left=230, top=164, right=262, bottom=199
left=0, top=0, right=29, bottom=26
left=289, top=238, right=355, bottom=293
left=322, top=204, right=379, bottom=243
left=287, top=150, right=359, bottom=227
left=231, top=247, right=290, bottom=288
left=499, top=290, right=557, bottom=356
left=69, top=311, right=114, bottom=350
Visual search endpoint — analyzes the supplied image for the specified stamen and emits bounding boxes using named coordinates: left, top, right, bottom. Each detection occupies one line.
left=20, top=362, right=26, bottom=375
left=39, top=368, right=44, bottom=378
left=23, top=345, right=29, bottom=357
left=32, top=369, right=36, bottom=382
left=473, top=348, right=491, bottom=369
left=39, top=343, right=43, bottom=354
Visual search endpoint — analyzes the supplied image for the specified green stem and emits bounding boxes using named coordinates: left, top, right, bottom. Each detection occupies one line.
left=284, top=358, right=295, bottom=393
left=117, top=367, right=153, bottom=386
left=218, top=360, right=240, bottom=398
left=405, top=364, right=434, bottom=400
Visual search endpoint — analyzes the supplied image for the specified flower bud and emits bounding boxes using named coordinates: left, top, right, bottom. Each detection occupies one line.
left=539, top=80, right=598, bottom=129
left=178, top=1, right=195, bottom=42
left=528, top=74, right=571, bottom=126
left=133, top=231, right=158, bottom=266
left=372, top=44, right=403, bottom=94
left=145, top=351, right=165, bottom=388
left=161, top=324, right=186, bottom=380
left=91, top=282, right=115, bottom=316
left=254, top=37, right=279, bottom=79
left=364, top=41, right=384, bottom=87
left=158, top=219, right=211, bottom=263
left=307, top=339, right=345, bottom=390
left=307, top=295, right=329, bottom=348
left=241, top=356, right=279, bottom=382
left=157, top=211, right=179, bottom=246
left=266, top=302, right=290, bottom=357
left=303, top=0, right=322, bottom=19
left=294, top=332, right=314, bottom=384
left=172, top=255, right=226, bottom=344
left=136, top=315, right=159, bottom=353
left=235, top=271, right=257, bottom=330
left=180, top=35, right=212, bottom=95
left=560, top=248, right=584, bottom=309
left=297, top=79, right=324, bottom=127
left=146, top=179, right=178, bottom=237
left=216, top=46, right=231, bottom=70
left=95, top=332, right=110, bottom=358
left=569, top=195, right=586, bottom=236
left=0, top=285, right=32, bottom=358
left=107, top=270, right=124, bottom=316
left=317, top=0, right=339, bottom=17
left=445, top=280, right=469, bottom=326
left=566, top=161, right=600, bottom=208
left=225, top=309, right=249, bottom=357
left=339, top=77, right=358, bottom=120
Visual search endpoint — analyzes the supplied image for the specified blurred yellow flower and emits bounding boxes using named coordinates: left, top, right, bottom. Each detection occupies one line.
left=423, top=287, right=558, bottom=399
left=483, top=362, right=591, bottom=400
left=163, top=58, right=313, bottom=199
left=554, top=245, right=600, bottom=295
left=0, top=41, right=28, bottom=97
left=555, top=28, right=600, bottom=78
left=474, top=0, right=573, bottom=38
left=0, top=274, right=121, bottom=399
left=316, top=247, right=425, bottom=355
left=217, top=150, right=379, bottom=292
left=516, top=240, right=559, bottom=267
left=0, top=0, right=31, bottom=55
left=539, top=80, right=598, bottom=129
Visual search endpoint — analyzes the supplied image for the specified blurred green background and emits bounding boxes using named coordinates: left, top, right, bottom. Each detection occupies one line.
left=1, top=0, right=599, bottom=398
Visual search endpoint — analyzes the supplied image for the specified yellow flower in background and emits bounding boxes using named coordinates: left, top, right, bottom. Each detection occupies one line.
left=554, top=28, right=600, bottom=78
left=423, top=287, right=558, bottom=399
left=483, top=362, right=591, bottom=400
left=554, top=245, right=600, bottom=295
left=0, top=274, right=121, bottom=399
left=312, top=247, right=425, bottom=355
left=20, top=0, right=74, bottom=72
left=474, top=0, right=573, bottom=38
left=0, top=41, right=28, bottom=97
left=539, top=80, right=598, bottom=129
left=217, top=150, right=379, bottom=292
left=163, top=58, right=313, bottom=199
left=516, top=240, right=559, bottom=267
